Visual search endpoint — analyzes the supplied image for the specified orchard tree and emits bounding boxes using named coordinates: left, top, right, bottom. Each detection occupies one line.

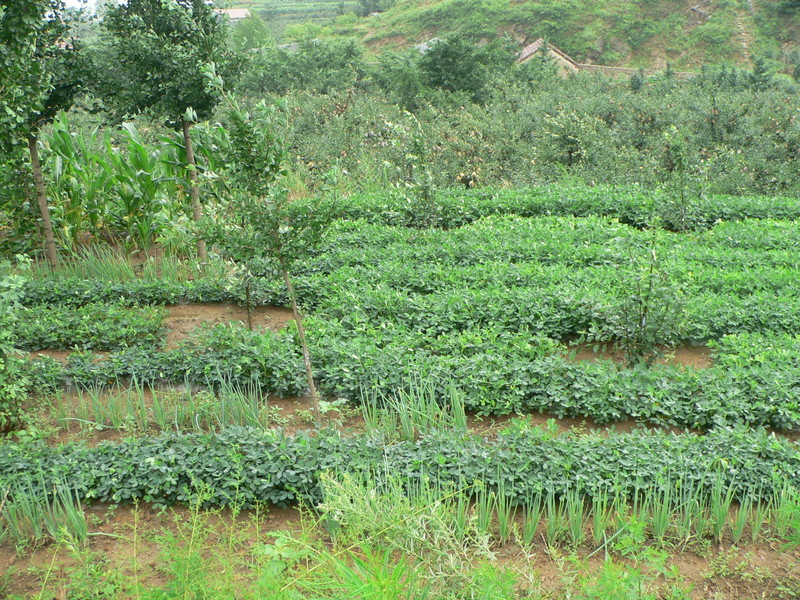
left=228, top=13, right=273, bottom=53
left=97, top=0, right=240, bottom=260
left=204, top=71, right=331, bottom=423
left=0, top=0, right=82, bottom=265
left=418, top=36, right=516, bottom=104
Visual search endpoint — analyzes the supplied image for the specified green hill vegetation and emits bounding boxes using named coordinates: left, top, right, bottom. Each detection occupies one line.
left=235, top=0, right=799, bottom=70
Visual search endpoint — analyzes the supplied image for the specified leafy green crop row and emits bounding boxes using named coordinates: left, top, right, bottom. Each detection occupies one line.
left=305, top=217, right=800, bottom=274
left=25, top=324, right=305, bottom=398
left=22, top=323, right=800, bottom=431
left=310, top=322, right=800, bottom=430
left=15, top=304, right=166, bottom=351
left=18, top=217, right=800, bottom=344
left=320, top=186, right=800, bottom=231
left=19, top=278, right=239, bottom=308
left=1, top=426, right=796, bottom=509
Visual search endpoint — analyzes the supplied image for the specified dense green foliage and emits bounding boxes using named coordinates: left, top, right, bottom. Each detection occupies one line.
left=1, top=426, right=797, bottom=509
left=25, top=323, right=305, bottom=397
left=0, top=273, right=27, bottom=432
left=16, top=303, right=165, bottom=351
left=237, top=38, right=365, bottom=96
left=0, top=0, right=78, bottom=149
left=11, top=185, right=800, bottom=431
left=4, top=58, right=800, bottom=256
left=284, top=69, right=800, bottom=196
left=94, top=0, right=239, bottom=125
left=325, top=185, right=800, bottom=230
left=19, top=321, right=800, bottom=431
left=20, top=276, right=235, bottom=307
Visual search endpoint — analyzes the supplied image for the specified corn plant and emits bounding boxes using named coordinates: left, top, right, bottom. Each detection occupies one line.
left=46, top=114, right=114, bottom=247
left=107, top=124, right=167, bottom=251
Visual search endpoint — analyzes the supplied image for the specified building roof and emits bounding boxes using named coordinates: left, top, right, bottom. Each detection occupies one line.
left=518, top=38, right=579, bottom=67
left=518, top=39, right=546, bottom=63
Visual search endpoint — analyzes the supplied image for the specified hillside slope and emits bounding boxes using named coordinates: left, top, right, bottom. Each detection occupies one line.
left=233, top=0, right=799, bottom=69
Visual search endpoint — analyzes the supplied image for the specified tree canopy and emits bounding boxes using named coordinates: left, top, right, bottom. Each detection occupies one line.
left=96, top=0, right=240, bottom=125
left=0, top=0, right=80, bottom=149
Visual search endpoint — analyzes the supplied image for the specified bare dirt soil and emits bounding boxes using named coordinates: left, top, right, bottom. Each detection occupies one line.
left=3, top=502, right=798, bottom=599
left=163, top=303, right=295, bottom=347
left=568, top=343, right=713, bottom=369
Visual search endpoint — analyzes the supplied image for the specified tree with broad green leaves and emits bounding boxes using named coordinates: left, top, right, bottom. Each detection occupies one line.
left=96, top=0, right=241, bottom=261
left=0, top=0, right=83, bottom=266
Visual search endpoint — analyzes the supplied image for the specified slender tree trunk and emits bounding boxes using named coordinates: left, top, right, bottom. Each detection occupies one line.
left=28, top=135, right=58, bottom=266
left=281, top=263, right=321, bottom=425
left=183, top=119, right=207, bottom=261
left=245, top=277, right=253, bottom=331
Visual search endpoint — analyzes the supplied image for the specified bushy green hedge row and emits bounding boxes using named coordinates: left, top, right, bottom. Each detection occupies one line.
left=26, top=324, right=306, bottom=397
left=1, top=426, right=797, bottom=509
left=19, top=278, right=241, bottom=308
left=22, top=323, right=800, bottom=431
left=15, top=304, right=166, bottom=351
left=310, top=322, right=800, bottom=430
left=321, top=186, right=800, bottom=231
left=18, top=217, right=800, bottom=345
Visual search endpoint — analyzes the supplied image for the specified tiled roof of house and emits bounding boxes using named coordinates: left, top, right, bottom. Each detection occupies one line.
left=518, top=38, right=546, bottom=63
left=518, top=38, right=579, bottom=67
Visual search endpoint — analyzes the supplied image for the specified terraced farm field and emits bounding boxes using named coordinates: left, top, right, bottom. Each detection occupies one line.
left=2, top=185, right=800, bottom=598
left=234, top=0, right=357, bottom=24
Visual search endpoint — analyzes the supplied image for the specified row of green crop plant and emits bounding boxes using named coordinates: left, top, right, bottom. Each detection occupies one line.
left=16, top=216, right=800, bottom=297
left=0, top=424, right=796, bottom=510
left=19, top=275, right=242, bottom=308
left=14, top=254, right=800, bottom=350
left=301, top=217, right=800, bottom=275
left=10, top=246, right=227, bottom=284
left=319, top=185, right=800, bottom=231
left=310, top=276, right=800, bottom=347
left=310, top=321, right=800, bottom=430
left=20, top=322, right=800, bottom=431
left=15, top=217, right=800, bottom=346
left=4, top=463, right=799, bottom=565
left=25, top=324, right=306, bottom=398
left=15, top=303, right=165, bottom=351
left=295, top=217, right=800, bottom=344
left=45, top=379, right=289, bottom=435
